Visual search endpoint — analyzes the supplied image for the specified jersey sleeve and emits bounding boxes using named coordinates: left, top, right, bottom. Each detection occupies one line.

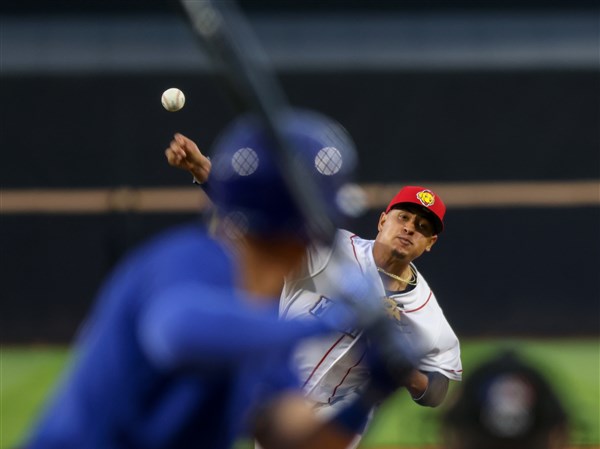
left=417, top=311, right=463, bottom=381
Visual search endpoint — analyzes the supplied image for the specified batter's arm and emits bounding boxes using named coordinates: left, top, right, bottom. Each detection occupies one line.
left=138, top=283, right=329, bottom=369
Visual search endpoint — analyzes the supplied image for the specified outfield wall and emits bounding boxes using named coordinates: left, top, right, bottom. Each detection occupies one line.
left=1, top=69, right=598, bottom=343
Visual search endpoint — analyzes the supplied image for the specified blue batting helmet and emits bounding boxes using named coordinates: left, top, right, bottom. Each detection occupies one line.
left=208, top=109, right=363, bottom=240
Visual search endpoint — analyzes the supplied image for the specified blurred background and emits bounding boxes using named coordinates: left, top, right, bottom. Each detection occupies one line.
left=1, top=0, right=598, bottom=448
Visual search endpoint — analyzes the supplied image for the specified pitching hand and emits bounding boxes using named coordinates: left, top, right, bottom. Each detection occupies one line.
left=165, top=133, right=212, bottom=184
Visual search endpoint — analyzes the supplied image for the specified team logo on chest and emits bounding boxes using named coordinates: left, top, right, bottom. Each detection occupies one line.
left=310, top=295, right=332, bottom=317
left=310, top=296, right=359, bottom=338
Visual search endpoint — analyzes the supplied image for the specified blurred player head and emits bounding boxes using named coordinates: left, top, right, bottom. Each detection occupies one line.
left=208, top=109, right=362, bottom=242
left=208, top=109, right=362, bottom=295
left=441, top=350, right=569, bottom=449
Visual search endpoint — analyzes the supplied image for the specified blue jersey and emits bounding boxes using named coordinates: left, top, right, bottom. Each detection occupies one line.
left=26, top=222, right=327, bottom=449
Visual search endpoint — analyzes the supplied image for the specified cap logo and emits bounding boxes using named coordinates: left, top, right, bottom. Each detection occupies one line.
left=416, top=189, right=435, bottom=207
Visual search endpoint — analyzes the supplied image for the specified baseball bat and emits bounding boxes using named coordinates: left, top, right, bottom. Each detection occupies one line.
left=179, top=0, right=336, bottom=244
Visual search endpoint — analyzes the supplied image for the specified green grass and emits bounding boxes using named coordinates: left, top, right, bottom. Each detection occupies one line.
left=362, top=338, right=600, bottom=447
left=1, top=347, right=71, bottom=449
left=2, top=338, right=598, bottom=449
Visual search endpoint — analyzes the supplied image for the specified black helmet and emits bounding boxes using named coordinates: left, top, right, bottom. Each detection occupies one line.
left=441, top=350, right=569, bottom=449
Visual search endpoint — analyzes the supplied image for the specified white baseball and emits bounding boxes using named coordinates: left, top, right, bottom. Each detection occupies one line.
left=161, top=88, right=185, bottom=112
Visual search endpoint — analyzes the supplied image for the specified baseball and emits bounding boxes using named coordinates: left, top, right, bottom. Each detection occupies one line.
left=161, top=88, right=185, bottom=112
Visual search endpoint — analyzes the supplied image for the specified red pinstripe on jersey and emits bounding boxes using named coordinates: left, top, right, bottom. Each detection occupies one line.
left=303, top=233, right=364, bottom=392
left=349, top=234, right=364, bottom=274
left=404, top=290, right=433, bottom=313
left=302, top=334, right=346, bottom=389
left=327, top=349, right=366, bottom=403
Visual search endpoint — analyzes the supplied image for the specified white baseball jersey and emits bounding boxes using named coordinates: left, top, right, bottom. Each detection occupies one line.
left=280, top=229, right=462, bottom=408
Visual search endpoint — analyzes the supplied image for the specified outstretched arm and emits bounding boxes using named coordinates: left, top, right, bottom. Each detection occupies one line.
left=165, top=133, right=212, bottom=183
left=138, top=282, right=328, bottom=369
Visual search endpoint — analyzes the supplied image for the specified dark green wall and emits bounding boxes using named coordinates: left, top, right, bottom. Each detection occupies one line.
left=1, top=70, right=598, bottom=342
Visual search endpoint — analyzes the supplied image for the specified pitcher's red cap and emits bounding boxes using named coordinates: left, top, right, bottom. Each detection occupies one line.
left=385, top=186, right=446, bottom=234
